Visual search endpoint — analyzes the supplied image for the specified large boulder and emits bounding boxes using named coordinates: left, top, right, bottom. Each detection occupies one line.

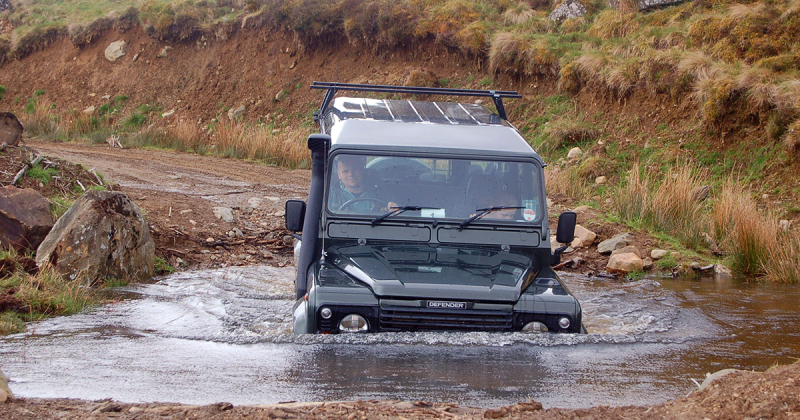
left=0, top=112, right=24, bottom=147
left=550, top=0, right=587, bottom=22
left=0, top=187, right=54, bottom=252
left=597, top=232, right=631, bottom=254
left=36, top=191, right=154, bottom=285
left=607, top=253, right=644, bottom=274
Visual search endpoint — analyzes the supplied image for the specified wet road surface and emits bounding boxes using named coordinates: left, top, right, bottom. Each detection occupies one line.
left=2, top=267, right=799, bottom=409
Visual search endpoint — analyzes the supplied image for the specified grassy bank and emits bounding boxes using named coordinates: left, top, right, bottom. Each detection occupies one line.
left=8, top=91, right=312, bottom=168
left=2, top=0, right=798, bottom=282
left=0, top=249, right=97, bottom=335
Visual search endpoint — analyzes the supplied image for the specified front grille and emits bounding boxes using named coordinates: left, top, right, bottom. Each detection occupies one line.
left=379, top=305, right=513, bottom=332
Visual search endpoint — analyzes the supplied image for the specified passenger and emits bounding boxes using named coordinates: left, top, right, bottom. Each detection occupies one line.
left=329, top=155, right=396, bottom=212
left=476, top=191, right=518, bottom=220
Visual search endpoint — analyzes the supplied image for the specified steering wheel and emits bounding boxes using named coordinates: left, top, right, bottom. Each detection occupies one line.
left=338, top=197, right=386, bottom=212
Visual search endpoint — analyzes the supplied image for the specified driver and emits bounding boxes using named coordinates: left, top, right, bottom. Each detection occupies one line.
left=476, top=191, right=518, bottom=220
left=329, top=155, right=383, bottom=212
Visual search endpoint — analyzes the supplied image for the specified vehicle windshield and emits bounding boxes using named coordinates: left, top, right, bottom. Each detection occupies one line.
left=327, top=153, right=544, bottom=224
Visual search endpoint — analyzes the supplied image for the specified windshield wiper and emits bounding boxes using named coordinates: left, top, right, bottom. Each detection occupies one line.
left=458, top=206, right=524, bottom=230
left=371, top=206, right=438, bottom=226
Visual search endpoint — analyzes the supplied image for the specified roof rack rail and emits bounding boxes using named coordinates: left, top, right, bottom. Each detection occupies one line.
left=311, top=81, right=522, bottom=123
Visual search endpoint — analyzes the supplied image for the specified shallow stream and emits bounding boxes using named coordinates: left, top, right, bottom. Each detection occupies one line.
left=1, top=266, right=799, bottom=408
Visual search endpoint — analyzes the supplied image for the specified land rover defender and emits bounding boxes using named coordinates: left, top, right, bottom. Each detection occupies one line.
left=285, top=82, right=584, bottom=334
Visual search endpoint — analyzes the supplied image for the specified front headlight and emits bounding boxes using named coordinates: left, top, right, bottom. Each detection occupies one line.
left=522, top=321, right=549, bottom=333
left=558, top=317, right=571, bottom=330
left=339, top=314, right=369, bottom=333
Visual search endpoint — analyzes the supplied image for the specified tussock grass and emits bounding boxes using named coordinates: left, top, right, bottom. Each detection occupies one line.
left=502, top=3, right=537, bottom=25
left=650, top=165, right=708, bottom=248
left=543, top=116, right=598, bottom=150
left=763, top=232, right=800, bottom=283
left=545, top=166, right=591, bottom=199
left=1, top=256, right=97, bottom=335
left=613, top=166, right=650, bottom=225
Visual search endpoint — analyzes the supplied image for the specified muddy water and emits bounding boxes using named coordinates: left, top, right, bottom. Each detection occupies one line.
left=1, top=267, right=799, bottom=409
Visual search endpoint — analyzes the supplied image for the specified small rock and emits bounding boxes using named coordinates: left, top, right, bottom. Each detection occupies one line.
left=567, top=147, right=583, bottom=161
left=546, top=198, right=553, bottom=208
left=247, top=197, right=263, bottom=208
left=161, top=109, right=175, bottom=118
left=212, top=207, right=236, bottom=223
left=595, top=176, right=607, bottom=185
left=232, top=227, right=243, bottom=237
left=689, top=262, right=702, bottom=270
left=572, top=205, right=590, bottom=215
left=157, top=46, right=173, bottom=58
left=714, top=264, right=732, bottom=279
left=607, top=253, right=644, bottom=274
left=275, top=210, right=285, bottom=217
left=271, top=129, right=281, bottom=135
left=228, top=105, right=246, bottom=120
left=779, top=219, right=792, bottom=231
left=570, top=224, right=597, bottom=249
left=132, top=53, right=140, bottom=62
left=83, top=106, right=96, bottom=114
left=104, top=40, right=127, bottom=62
left=650, top=249, right=669, bottom=260
left=206, top=237, right=215, bottom=243
left=611, top=245, right=642, bottom=258
left=642, top=257, right=654, bottom=270
left=179, top=209, right=192, bottom=215
left=597, top=232, right=631, bottom=254
left=175, top=257, right=184, bottom=266
left=275, top=89, right=288, bottom=102
left=101, top=95, right=111, bottom=100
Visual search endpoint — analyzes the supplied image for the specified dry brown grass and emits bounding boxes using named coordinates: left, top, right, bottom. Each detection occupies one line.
left=612, top=165, right=650, bottom=224
left=543, top=116, right=598, bottom=150
left=544, top=166, right=591, bottom=199
left=677, top=51, right=720, bottom=81
left=727, top=2, right=767, bottom=21
left=489, top=32, right=526, bottom=73
left=588, top=10, right=639, bottom=39
left=650, top=165, right=709, bottom=247
left=713, top=180, right=779, bottom=277
left=502, top=2, right=537, bottom=25
left=763, top=232, right=800, bottom=283
left=735, top=67, right=781, bottom=114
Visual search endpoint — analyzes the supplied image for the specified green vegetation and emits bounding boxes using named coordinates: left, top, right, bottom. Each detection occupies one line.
left=26, top=163, right=58, bottom=184
left=0, top=249, right=98, bottom=336
left=154, top=256, right=175, bottom=275
left=0, top=86, right=6, bottom=101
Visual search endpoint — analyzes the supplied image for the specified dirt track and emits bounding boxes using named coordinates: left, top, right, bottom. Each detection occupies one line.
left=28, top=139, right=310, bottom=268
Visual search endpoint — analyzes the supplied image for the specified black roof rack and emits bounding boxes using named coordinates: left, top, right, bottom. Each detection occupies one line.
left=311, top=81, right=522, bottom=123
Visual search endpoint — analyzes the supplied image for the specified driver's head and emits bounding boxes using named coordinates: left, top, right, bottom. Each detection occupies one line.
left=482, top=191, right=517, bottom=220
left=337, top=155, right=366, bottom=194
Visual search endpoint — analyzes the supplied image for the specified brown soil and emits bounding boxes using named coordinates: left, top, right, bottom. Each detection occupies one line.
left=26, top=139, right=309, bottom=270
left=3, top=363, right=799, bottom=419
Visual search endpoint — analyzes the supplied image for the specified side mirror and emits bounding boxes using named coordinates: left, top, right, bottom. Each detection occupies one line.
left=556, top=211, right=577, bottom=244
left=551, top=211, right=577, bottom=266
left=285, top=200, right=306, bottom=232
